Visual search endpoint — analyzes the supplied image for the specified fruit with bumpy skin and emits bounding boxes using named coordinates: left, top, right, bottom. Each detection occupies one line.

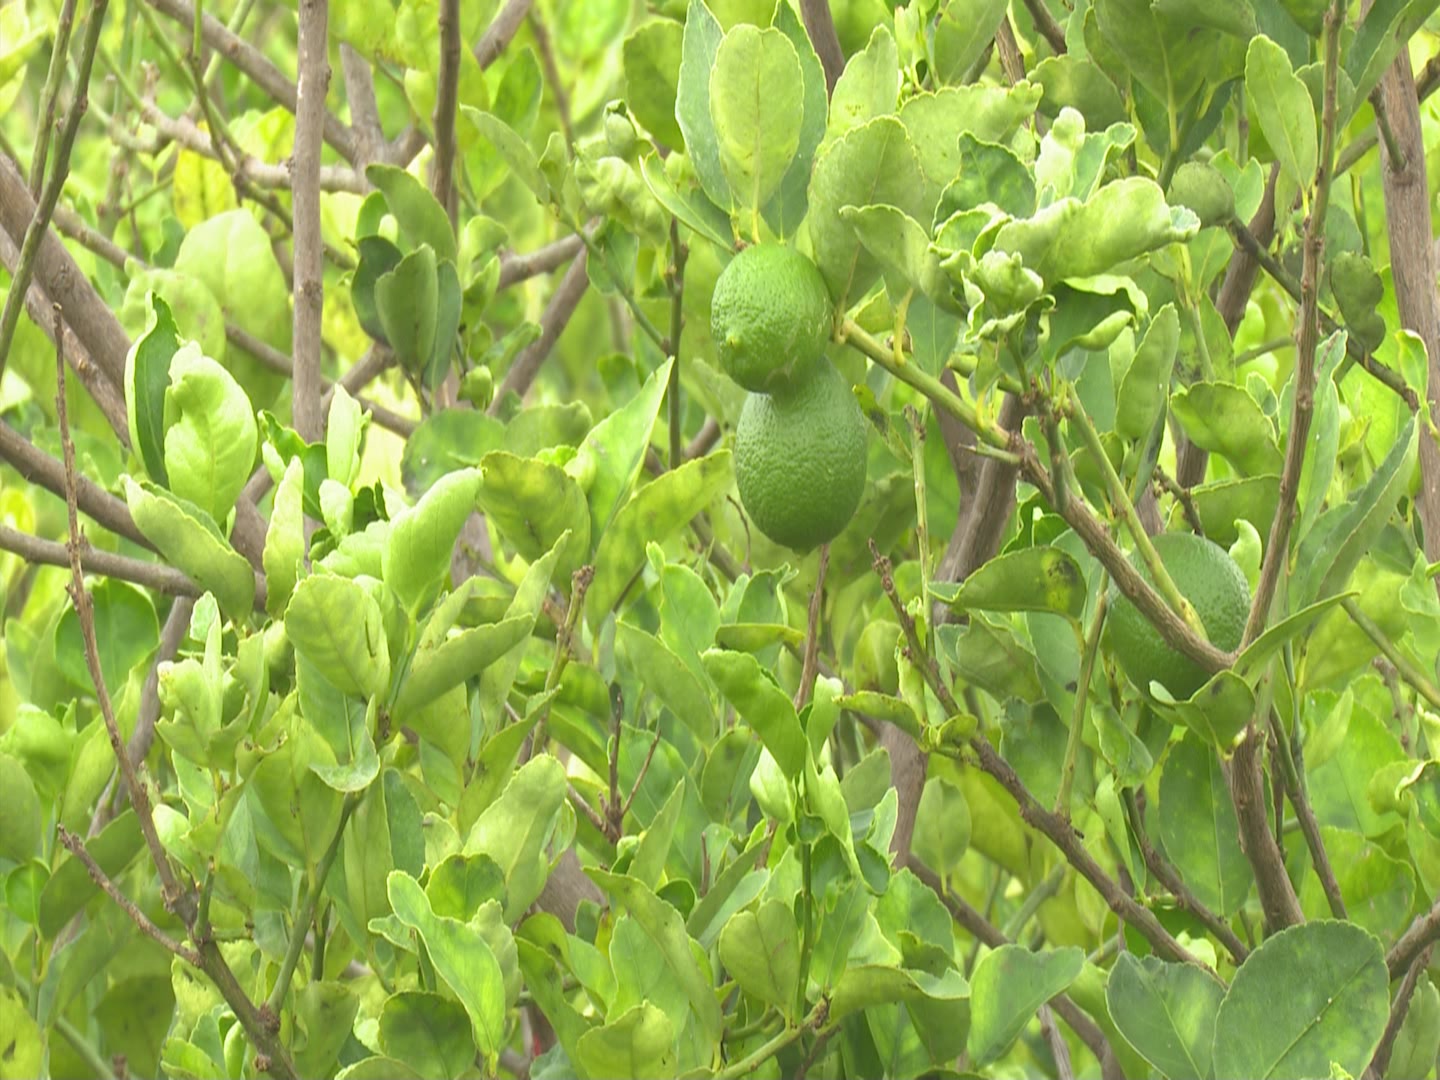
left=711, top=243, right=833, bottom=395
left=734, top=357, right=867, bottom=551
left=1104, top=532, right=1250, bottom=701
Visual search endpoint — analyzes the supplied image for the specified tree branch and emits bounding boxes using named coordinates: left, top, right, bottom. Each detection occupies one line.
left=144, top=0, right=359, bottom=163
left=799, top=0, right=845, bottom=95
left=489, top=251, right=590, bottom=414
left=1018, top=0, right=1068, bottom=55
left=0, top=524, right=198, bottom=596
left=474, top=0, right=534, bottom=69
left=433, top=0, right=462, bottom=222
left=290, top=0, right=330, bottom=443
left=0, top=0, right=112, bottom=387
left=1228, top=726, right=1304, bottom=931
left=1366, top=944, right=1431, bottom=1080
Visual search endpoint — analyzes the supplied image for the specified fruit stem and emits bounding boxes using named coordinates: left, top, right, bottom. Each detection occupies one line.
left=1063, top=384, right=1209, bottom=641
left=840, top=318, right=1011, bottom=451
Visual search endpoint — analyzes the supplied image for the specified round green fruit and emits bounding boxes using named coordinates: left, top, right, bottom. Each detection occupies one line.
left=734, top=357, right=867, bottom=552
left=711, top=243, right=834, bottom=395
left=1104, top=532, right=1250, bottom=701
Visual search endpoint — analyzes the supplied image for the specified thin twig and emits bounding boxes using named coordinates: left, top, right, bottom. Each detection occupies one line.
left=871, top=543, right=1206, bottom=968
left=1019, top=0, right=1068, bottom=54
left=145, top=0, right=359, bottom=162
left=265, top=794, right=359, bottom=1014
left=55, top=306, right=190, bottom=922
left=794, top=544, right=830, bottom=711
left=1123, top=790, right=1249, bottom=963
left=1344, top=597, right=1440, bottom=709
left=1366, top=944, right=1432, bottom=1080
left=498, top=233, right=586, bottom=288
left=667, top=219, right=688, bottom=469
left=489, top=251, right=590, bottom=413
left=907, top=858, right=1115, bottom=1065
left=30, top=0, right=81, bottom=194
left=0, top=0, right=111, bottom=386
left=528, top=10, right=573, bottom=146
left=619, top=728, right=663, bottom=822
left=56, top=826, right=201, bottom=965
left=0, top=524, right=200, bottom=597
left=1262, top=704, right=1347, bottom=919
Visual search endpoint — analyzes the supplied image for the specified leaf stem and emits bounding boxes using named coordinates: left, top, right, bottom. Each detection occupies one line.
left=1055, top=586, right=1106, bottom=816
left=265, top=793, right=360, bottom=1015
left=717, top=1001, right=828, bottom=1080
left=1244, top=0, right=1346, bottom=645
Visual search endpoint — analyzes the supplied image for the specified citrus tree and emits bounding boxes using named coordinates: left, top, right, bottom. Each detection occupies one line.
left=3, top=0, right=1440, bottom=1077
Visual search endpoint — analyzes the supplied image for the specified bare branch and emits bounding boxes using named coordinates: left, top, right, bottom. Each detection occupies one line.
left=474, top=0, right=534, bottom=69
left=0, top=423, right=146, bottom=546
left=1366, top=944, right=1433, bottom=1080
left=433, top=0, right=462, bottom=221
left=0, top=0, right=113, bottom=387
left=145, top=0, right=359, bottom=163
left=798, top=0, right=845, bottom=95
left=1229, top=727, right=1304, bottom=932
left=340, top=44, right=384, bottom=166
left=0, top=524, right=199, bottom=597
left=56, top=826, right=201, bottom=965
left=498, top=233, right=587, bottom=288
left=290, top=0, right=330, bottom=443
left=489, top=251, right=590, bottom=413
left=1019, top=0, right=1068, bottom=55
left=1374, top=12, right=1440, bottom=583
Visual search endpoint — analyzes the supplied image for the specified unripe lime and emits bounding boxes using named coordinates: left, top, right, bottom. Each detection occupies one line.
left=711, top=244, right=834, bottom=395
left=734, top=357, right=867, bottom=551
left=1104, top=533, right=1250, bottom=701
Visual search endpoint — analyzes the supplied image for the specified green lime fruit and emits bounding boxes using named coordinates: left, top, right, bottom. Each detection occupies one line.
left=711, top=243, right=834, bottom=395
left=734, top=357, right=867, bottom=552
left=1104, top=532, right=1250, bottom=701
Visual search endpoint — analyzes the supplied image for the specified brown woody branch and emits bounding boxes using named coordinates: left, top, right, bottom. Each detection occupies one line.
left=489, top=251, right=590, bottom=413
left=799, top=0, right=846, bottom=95
left=474, top=0, right=534, bottom=68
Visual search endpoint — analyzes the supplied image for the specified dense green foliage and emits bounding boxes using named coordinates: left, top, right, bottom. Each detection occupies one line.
left=2, top=0, right=1440, bottom=1078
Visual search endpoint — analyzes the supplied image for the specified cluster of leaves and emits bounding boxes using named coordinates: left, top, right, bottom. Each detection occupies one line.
left=5, top=0, right=1440, bottom=1078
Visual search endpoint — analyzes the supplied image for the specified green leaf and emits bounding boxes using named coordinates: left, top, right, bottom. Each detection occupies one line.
left=39, top=810, right=143, bottom=938
left=463, top=108, right=550, bottom=204
left=992, top=177, right=1198, bottom=284
left=1094, top=0, right=1214, bottom=114
left=294, top=982, right=360, bottom=1080
left=1170, top=382, right=1283, bottom=476
left=675, top=0, right=731, bottom=211
left=162, top=345, right=258, bottom=528
left=942, top=134, right=1037, bottom=220
left=759, top=1, right=827, bottom=237
left=931, top=0, right=1010, bottom=84
left=900, top=85, right=1043, bottom=215
left=587, top=451, right=733, bottom=621
left=0, top=987, right=42, bottom=1080
left=0, top=755, right=40, bottom=863
left=378, top=991, right=476, bottom=1080
left=709, top=25, right=803, bottom=231
left=123, top=478, right=255, bottom=619
left=842, top=204, right=949, bottom=307
left=1116, top=304, right=1180, bottom=440
left=1106, top=953, right=1224, bottom=1080
left=1345, top=0, right=1440, bottom=103
left=395, top=615, right=532, bottom=718
left=616, top=622, right=716, bottom=740
left=353, top=236, right=405, bottom=343
left=640, top=153, right=734, bottom=249
left=54, top=579, right=158, bottom=695
left=932, top=546, right=1086, bottom=618
left=807, top=116, right=928, bottom=308
left=365, top=163, right=458, bottom=262
left=376, top=245, right=440, bottom=378
left=587, top=869, right=724, bottom=1042
left=387, top=872, right=507, bottom=1063
left=383, top=467, right=482, bottom=615
left=285, top=575, right=390, bottom=700
left=829, top=965, right=970, bottom=1023
left=827, top=26, right=900, bottom=144
left=125, top=293, right=181, bottom=486
left=263, top=457, right=306, bottom=617
left=573, top=357, right=673, bottom=547
left=1292, top=416, right=1418, bottom=608
left=462, top=755, right=566, bottom=921
left=474, top=452, right=590, bottom=577
left=1158, top=734, right=1250, bottom=915
left=1034, top=55, right=1130, bottom=130
left=576, top=1003, right=676, bottom=1080
left=1212, top=921, right=1389, bottom=1080
left=967, top=945, right=1084, bottom=1065
left=1245, top=36, right=1317, bottom=188
left=718, top=898, right=800, bottom=1017
left=702, top=648, right=807, bottom=777
left=624, top=20, right=685, bottom=148
left=1298, top=827, right=1414, bottom=940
